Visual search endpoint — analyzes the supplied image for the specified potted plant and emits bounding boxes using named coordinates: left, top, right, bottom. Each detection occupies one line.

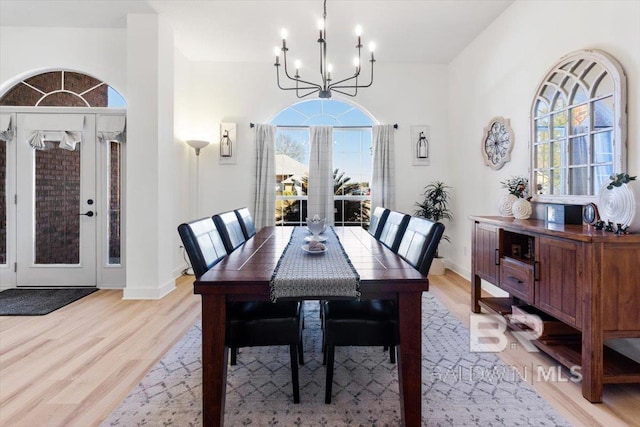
left=499, top=176, right=532, bottom=219
left=414, top=181, right=452, bottom=275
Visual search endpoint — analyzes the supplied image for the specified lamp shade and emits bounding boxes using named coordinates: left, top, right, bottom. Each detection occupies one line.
left=186, top=139, right=209, bottom=155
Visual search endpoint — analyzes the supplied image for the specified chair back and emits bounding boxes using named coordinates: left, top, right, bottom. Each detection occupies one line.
left=235, top=207, right=257, bottom=239
left=178, top=217, right=227, bottom=278
left=213, top=210, right=247, bottom=254
left=368, top=207, right=390, bottom=239
left=397, top=217, right=445, bottom=275
left=377, top=211, right=410, bottom=253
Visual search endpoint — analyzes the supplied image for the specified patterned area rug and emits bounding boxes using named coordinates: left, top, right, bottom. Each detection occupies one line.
left=102, top=294, right=570, bottom=426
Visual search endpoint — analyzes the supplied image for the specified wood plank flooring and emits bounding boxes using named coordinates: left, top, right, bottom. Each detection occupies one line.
left=1, top=272, right=638, bottom=426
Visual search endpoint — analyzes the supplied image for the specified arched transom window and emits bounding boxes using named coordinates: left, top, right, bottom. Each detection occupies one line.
left=270, top=99, right=376, bottom=226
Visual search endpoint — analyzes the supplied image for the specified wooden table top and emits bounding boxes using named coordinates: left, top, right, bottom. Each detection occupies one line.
left=195, top=226, right=428, bottom=298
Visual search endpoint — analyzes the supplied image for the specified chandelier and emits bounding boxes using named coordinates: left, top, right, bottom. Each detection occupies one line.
left=273, top=0, right=376, bottom=99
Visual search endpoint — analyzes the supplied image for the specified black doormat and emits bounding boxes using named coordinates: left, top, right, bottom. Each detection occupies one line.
left=0, top=288, right=98, bottom=316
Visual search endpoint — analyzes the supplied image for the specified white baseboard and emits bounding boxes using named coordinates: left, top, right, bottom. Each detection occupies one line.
left=122, top=279, right=176, bottom=300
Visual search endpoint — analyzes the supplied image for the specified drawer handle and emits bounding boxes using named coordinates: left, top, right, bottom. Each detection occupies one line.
left=534, top=261, right=539, bottom=281
left=495, top=248, right=500, bottom=266
left=507, top=275, right=523, bottom=284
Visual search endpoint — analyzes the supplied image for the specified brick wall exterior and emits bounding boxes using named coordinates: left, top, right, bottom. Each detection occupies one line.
left=109, top=142, right=121, bottom=263
left=34, top=142, right=81, bottom=264
left=0, top=71, right=107, bottom=107
left=0, top=140, right=6, bottom=264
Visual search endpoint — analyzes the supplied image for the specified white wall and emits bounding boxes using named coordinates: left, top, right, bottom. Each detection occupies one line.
left=0, top=26, right=126, bottom=100
left=446, top=0, right=640, bottom=279
left=182, top=61, right=451, bottom=233
left=1, top=19, right=184, bottom=298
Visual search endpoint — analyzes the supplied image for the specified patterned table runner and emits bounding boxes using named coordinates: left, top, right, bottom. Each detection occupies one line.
left=270, top=227, right=360, bottom=301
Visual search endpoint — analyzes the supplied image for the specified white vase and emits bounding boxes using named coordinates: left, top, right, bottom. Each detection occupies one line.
left=597, top=182, right=640, bottom=232
left=512, top=198, right=532, bottom=219
left=497, top=194, right=518, bottom=217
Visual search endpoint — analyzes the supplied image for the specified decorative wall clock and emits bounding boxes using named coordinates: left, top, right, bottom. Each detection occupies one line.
left=481, top=116, right=514, bottom=170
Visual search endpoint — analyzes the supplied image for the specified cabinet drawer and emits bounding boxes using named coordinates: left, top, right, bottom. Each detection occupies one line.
left=500, top=257, right=534, bottom=303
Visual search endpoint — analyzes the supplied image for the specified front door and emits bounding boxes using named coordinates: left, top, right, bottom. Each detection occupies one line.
left=16, top=113, right=97, bottom=286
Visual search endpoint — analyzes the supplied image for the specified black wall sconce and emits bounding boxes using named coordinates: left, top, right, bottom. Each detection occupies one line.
left=220, top=129, right=232, bottom=157
left=417, top=131, right=428, bottom=159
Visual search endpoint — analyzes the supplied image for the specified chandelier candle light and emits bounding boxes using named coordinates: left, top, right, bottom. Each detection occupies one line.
left=274, top=0, right=376, bottom=98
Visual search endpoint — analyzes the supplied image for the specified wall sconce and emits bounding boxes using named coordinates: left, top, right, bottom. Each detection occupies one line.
left=186, top=139, right=209, bottom=156
left=417, top=131, right=428, bottom=159
left=410, top=125, right=430, bottom=166
left=220, top=130, right=232, bottom=157
left=219, top=122, right=237, bottom=164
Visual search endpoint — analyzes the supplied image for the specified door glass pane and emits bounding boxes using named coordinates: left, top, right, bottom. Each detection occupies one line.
left=0, top=139, right=6, bottom=264
left=108, top=141, right=121, bottom=265
left=35, top=141, right=80, bottom=264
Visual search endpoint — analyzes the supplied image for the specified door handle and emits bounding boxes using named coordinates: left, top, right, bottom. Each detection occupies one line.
left=79, top=211, right=95, bottom=217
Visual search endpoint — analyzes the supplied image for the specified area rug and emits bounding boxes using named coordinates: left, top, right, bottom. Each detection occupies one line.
left=0, top=287, right=98, bottom=316
left=102, top=294, right=570, bottom=426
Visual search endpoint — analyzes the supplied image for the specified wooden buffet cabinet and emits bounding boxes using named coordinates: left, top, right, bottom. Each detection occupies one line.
left=470, top=216, right=640, bottom=402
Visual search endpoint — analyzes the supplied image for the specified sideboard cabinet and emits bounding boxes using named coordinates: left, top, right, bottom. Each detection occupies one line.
left=470, top=216, right=640, bottom=402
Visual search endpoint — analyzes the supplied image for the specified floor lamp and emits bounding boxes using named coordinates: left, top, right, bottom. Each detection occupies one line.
left=185, top=139, right=210, bottom=275
left=186, top=139, right=209, bottom=214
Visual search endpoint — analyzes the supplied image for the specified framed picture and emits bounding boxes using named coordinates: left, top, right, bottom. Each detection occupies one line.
left=411, top=125, right=430, bottom=166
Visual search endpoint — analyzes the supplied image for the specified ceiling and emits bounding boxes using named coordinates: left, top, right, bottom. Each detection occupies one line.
left=0, top=0, right=513, bottom=65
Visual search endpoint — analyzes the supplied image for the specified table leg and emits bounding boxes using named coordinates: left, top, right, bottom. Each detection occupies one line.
left=397, top=292, right=423, bottom=426
left=201, top=295, right=228, bottom=427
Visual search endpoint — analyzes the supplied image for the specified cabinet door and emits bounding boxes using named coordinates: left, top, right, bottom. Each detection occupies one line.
left=473, top=222, right=500, bottom=284
left=535, top=236, right=583, bottom=327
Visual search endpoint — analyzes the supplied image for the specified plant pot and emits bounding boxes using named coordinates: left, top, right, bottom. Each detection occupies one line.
left=497, top=194, right=518, bottom=217
left=429, top=257, right=446, bottom=276
left=597, top=182, right=640, bottom=232
left=512, top=198, right=532, bottom=219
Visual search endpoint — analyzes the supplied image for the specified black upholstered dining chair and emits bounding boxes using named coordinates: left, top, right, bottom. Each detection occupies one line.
left=234, top=207, right=256, bottom=239
left=368, top=206, right=390, bottom=239
left=377, top=211, right=410, bottom=252
left=321, top=216, right=444, bottom=404
left=178, top=216, right=304, bottom=403
left=212, top=210, right=246, bottom=253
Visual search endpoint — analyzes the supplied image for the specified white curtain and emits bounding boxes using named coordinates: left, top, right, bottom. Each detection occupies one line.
left=23, top=114, right=85, bottom=150
left=371, top=124, right=395, bottom=210
left=254, top=124, right=277, bottom=229
left=0, top=114, right=14, bottom=142
left=308, top=126, right=334, bottom=224
left=97, top=115, right=126, bottom=144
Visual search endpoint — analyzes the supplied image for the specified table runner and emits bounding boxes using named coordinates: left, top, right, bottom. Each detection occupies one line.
left=270, top=227, right=360, bottom=301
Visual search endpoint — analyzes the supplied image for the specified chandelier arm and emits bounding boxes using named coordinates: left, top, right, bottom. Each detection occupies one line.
left=276, top=67, right=320, bottom=92
left=331, top=61, right=374, bottom=90
left=328, top=71, right=360, bottom=88
left=281, top=48, right=322, bottom=89
left=296, top=88, right=321, bottom=98
left=330, top=87, right=358, bottom=97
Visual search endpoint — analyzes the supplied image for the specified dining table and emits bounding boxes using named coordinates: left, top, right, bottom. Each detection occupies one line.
left=194, top=225, right=429, bottom=426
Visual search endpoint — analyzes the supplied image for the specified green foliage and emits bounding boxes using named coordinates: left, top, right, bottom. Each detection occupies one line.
left=606, top=173, right=637, bottom=190
left=414, top=181, right=453, bottom=223
left=414, top=181, right=452, bottom=256
left=500, top=176, right=529, bottom=198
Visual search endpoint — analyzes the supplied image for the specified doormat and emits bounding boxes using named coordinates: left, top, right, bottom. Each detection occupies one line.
left=0, top=288, right=98, bottom=316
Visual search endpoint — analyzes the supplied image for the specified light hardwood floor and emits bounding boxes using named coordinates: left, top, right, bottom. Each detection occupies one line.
left=1, top=272, right=638, bottom=426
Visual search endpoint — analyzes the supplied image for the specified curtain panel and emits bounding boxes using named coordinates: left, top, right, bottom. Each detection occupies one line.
left=308, top=126, right=334, bottom=224
left=254, top=124, right=277, bottom=229
left=371, top=124, right=395, bottom=211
